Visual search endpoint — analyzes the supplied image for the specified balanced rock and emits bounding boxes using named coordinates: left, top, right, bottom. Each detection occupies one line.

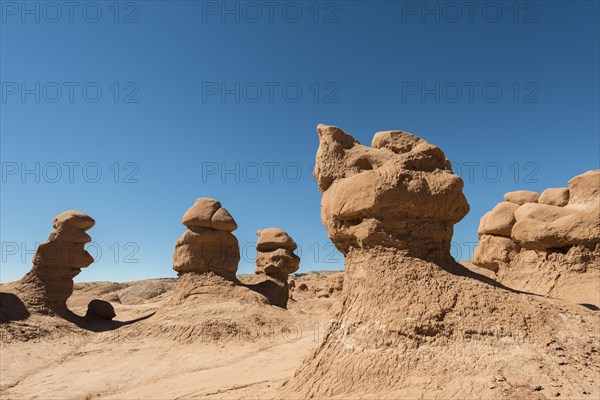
left=473, top=170, right=600, bottom=305
left=504, top=190, right=540, bottom=205
left=181, top=198, right=237, bottom=231
left=283, top=126, right=600, bottom=399
left=252, top=228, right=300, bottom=308
left=173, top=198, right=239, bottom=279
left=15, top=210, right=95, bottom=315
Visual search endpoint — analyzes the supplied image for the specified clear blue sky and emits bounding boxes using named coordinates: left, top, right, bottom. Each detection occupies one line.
left=1, top=1, right=598, bottom=283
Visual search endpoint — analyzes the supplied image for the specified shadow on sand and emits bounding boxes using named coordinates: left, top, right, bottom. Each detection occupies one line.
left=0, top=292, right=155, bottom=332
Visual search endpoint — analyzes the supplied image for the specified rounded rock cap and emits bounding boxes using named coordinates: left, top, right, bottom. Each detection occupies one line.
left=52, top=210, right=95, bottom=230
left=256, top=228, right=297, bottom=252
left=182, top=198, right=237, bottom=231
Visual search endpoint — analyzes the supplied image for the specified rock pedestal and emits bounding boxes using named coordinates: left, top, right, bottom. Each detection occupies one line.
left=16, top=210, right=95, bottom=315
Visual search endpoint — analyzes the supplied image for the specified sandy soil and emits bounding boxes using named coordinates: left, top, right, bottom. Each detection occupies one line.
left=1, top=271, right=342, bottom=399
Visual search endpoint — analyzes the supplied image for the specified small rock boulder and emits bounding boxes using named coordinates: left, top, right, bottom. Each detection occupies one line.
left=85, top=299, right=116, bottom=321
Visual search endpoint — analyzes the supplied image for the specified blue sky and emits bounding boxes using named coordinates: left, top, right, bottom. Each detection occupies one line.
left=1, top=0, right=598, bottom=283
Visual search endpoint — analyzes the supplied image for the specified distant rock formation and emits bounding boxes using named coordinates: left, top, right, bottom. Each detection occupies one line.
left=126, top=198, right=295, bottom=343
left=252, top=228, right=300, bottom=308
left=283, top=125, right=600, bottom=398
left=473, top=170, right=600, bottom=305
left=15, top=210, right=95, bottom=316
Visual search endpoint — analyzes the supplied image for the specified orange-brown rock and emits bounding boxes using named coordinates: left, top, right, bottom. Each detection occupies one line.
left=283, top=126, right=599, bottom=399
left=473, top=170, right=600, bottom=305
left=15, top=210, right=95, bottom=315
left=504, top=190, right=540, bottom=205
left=253, top=228, right=300, bottom=308
left=173, top=198, right=240, bottom=280
left=539, top=187, right=570, bottom=207
left=314, top=125, right=469, bottom=262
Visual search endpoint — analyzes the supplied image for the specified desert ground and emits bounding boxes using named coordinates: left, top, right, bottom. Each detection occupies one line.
left=2, top=262, right=598, bottom=399
left=1, top=272, right=343, bottom=399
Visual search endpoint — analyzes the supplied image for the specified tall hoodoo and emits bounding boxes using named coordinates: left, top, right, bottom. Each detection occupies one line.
left=16, top=210, right=95, bottom=315
left=283, top=125, right=599, bottom=398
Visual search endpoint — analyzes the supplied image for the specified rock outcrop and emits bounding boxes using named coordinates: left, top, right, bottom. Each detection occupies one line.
left=251, top=228, right=300, bottom=308
left=15, top=210, right=95, bottom=316
left=473, top=170, right=600, bottom=306
left=283, top=125, right=600, bottom=399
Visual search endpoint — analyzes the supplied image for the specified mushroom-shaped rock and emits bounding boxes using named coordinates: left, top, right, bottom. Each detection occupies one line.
left=15, top=211, right=95, bottom=315
left=315, top=124, right=469, bottom=261
left=167, top=198, right=271, bottom=314
left=174, top=198, right=240, bottom=279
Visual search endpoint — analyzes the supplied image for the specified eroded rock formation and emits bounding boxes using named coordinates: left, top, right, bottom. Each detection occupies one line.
left=283, top=125, right=599, bottom=398
left=173, top=198, right=239, bottom=279
left=169, top=198, right=269, bottom=306
left=473, top=170, right=600, bottom=305
left=15, top=210, right=95, bottom=316
left=252, top=228, right=300, bottom=308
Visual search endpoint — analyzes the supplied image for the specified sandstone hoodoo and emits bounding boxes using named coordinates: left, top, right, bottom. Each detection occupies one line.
left=473, top=170, right=600, bottom=306
left=253, top=228, right=300, bottom=308
left=173, top=198, right=239, bottom=279
left=168, top=197, right=269, bottom=307
left=15, top=210, right=95, bottom=316
left=131, top=198, right=293, bottom=343
left=283, top=125, right=600, bottom=398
